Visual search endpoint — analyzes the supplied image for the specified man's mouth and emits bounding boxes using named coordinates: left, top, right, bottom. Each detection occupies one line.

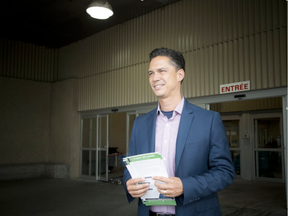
left=154, top=84, right=164, bottom=90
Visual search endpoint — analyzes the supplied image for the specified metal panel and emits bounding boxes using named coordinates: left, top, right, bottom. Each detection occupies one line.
left=0, top=38, right=58, bottom=82
left=56, top=0, right=287, bottom=111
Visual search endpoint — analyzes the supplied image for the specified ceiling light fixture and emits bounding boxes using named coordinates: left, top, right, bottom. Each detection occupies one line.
left=86, top=1, right=113, bottom=20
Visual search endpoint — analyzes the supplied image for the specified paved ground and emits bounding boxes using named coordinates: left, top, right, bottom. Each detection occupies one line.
left=0, top=178, right=286, bottom=216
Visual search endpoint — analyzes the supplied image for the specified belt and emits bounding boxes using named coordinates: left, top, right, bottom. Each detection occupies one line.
left=149, top=210, right=175, bottom=216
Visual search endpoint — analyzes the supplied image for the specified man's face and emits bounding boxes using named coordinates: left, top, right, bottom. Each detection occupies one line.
left=148, top=56, right=184, bottom=100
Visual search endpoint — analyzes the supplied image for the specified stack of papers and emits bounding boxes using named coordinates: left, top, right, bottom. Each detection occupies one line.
left=123, top=152, right=176, bottom=206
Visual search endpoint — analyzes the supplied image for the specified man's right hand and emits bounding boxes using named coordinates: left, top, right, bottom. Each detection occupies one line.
left=126, top=177, right=149, bottom=198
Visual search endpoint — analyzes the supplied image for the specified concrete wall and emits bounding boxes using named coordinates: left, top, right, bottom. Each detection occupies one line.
left=50, top=79, right=80, bottom=179
left=0, top=77, right=51, bottom=165
left=0, top=77, right=77, bottom=180
left=0, top=164, right=69, bottom=180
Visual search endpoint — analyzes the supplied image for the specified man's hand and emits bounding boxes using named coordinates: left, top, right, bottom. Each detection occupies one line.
left=153, top=176, right=183, bottom=198
left=126, top=177, right=149, bottom=198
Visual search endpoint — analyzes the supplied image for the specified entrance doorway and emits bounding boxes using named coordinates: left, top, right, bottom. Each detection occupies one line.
left=80, top=109, right=152, bottom=182
left=80, top=114, right=109, bottom=181
left=210, top=97, right=284, bottom=183
left=253, top=113, right=283, bottom=181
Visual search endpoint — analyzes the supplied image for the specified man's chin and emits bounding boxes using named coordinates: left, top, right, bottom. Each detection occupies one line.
left=155, top=94, right=165, bottom=99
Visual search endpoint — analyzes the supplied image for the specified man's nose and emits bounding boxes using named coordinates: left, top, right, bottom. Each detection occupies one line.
left=153, top=72, right=161, bottom=81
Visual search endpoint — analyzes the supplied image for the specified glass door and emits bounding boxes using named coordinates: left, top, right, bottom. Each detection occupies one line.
left=253, top=113, right=284, bottom=182
left=80, top=118, right=97, bottom=178
left=222, top=116, right=241, bottom=177
left=126, top=112, right=136, bottom=155
left=96, top=114, right=109, bottom=181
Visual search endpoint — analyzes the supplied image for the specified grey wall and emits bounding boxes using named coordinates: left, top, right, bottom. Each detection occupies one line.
left=0, top=77, right=51, bottom=164
left=0, top=77, right=79, bottom=179
left=50, top=79, right=80, bottom=179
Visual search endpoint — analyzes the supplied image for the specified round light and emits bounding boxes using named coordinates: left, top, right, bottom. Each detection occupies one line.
left=86, top=2, right=113, bottom=20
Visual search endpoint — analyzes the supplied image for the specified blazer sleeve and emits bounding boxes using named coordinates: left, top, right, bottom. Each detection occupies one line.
left=179, top=112, right=235, bottom=206
left=122, top=116, right=138, bottom=203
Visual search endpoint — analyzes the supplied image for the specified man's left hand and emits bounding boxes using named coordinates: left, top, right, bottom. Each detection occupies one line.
left=153, top=176, right=183, bottom=198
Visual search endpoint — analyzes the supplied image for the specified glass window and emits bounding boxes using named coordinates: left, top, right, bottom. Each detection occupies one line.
left=98, top=116, right=107, bottom=149
left=255, top=151, right=282, bottom=179
left=223, top=120, right=240, bottom=148
left=81, top=150, right=89, bottom=175
left=230, top=150, right=240, bottom=175
left=82, top=119, right=90, bottom=148
left=255, top=118, right=281, bottom=149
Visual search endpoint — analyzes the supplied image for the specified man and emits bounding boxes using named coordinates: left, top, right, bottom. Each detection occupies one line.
left=123, top=48, right=235, bottom=216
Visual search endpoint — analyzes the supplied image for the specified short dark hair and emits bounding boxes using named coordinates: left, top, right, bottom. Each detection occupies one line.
left=149, top=47, right=185, bottom=72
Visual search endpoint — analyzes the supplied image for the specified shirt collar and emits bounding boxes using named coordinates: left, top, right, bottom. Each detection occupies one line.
left=157, top=97, right=185, bottom=116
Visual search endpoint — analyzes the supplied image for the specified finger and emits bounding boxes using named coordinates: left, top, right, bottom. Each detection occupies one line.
left=128, top=183, right=149, bottom=198
left=127, top=182, right=149, bottom=192
left=154, top=181, right=169, bottom=190
left=153, top=176, right=169, bottom=189
left=127, top=177, right=145, bottom=186
left=155, top=182, right=166, bottom=190
left=158, top=189, right=170, bottom=197
left=152, top=176, right=169, bottom=182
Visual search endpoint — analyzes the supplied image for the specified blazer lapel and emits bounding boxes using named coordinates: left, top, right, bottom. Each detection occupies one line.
left=175, top=99, right=194, bottom=172
left=148, top=108, right=157, bottom=152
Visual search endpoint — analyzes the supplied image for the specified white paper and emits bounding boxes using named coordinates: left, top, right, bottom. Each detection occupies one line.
left=123, top=152, right=168, bottom=200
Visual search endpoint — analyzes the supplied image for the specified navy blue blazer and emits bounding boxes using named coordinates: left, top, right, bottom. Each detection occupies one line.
left=123, top=98, right=235, bottom=216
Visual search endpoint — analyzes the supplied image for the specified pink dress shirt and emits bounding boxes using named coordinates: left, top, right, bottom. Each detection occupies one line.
left=150, top=97, right=184, bottom=214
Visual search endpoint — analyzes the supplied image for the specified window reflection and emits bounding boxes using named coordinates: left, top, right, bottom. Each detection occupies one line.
left=230, top=150, right=240, bottom=175
left=223, top=120, right=239, bottom=148
left=256, top=151, right=282, bottom=179
left=255, top=118, right=281, bottom=149
left=82, top=150, right=89, bottom=175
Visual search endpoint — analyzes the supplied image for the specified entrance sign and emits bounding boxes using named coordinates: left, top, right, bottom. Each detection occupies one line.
left=220, top=81, right=250, bottom=94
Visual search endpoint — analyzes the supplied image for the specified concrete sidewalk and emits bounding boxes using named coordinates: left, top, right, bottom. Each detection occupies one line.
left=0, top=178, right=286, bottom=216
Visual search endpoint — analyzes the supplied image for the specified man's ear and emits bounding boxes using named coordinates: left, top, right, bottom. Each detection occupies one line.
left=177, top=69, right=185, bottom=82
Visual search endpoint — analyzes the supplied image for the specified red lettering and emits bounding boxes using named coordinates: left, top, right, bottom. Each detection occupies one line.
left=240, top=83, right=244, bottom=90
left=225, top=86, right=230, bottom=92
left=244, top=83, right=248, bottom=89
left=231, top=85, right=235, bottom=91
left=221, top=87, right=225, bottom=92
left=235, top=85, right=240, bottom=91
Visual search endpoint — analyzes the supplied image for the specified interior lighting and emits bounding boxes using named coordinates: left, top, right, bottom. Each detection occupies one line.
left=86, top=1, right=113, bottom=20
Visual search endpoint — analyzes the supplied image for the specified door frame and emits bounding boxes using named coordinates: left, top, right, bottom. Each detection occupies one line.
left=221, top=115, right=242, bottom=179
left=126, top=111, right=136, bottom=156
left=251, top=113, right=284, bottom=183
left=96, top=114, right=109, bottom=182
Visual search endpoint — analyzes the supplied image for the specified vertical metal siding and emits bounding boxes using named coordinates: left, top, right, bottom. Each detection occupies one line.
left=0, top=38, right=58, bottom=82
left=78, top=62, right=155, bottom=110
left=57, top=0, right=287, bottom=111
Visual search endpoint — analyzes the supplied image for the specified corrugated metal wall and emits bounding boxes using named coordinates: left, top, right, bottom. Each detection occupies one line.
left=0, top=38, right=58, bottom=82
left=59, top=0, right=287, bottom=111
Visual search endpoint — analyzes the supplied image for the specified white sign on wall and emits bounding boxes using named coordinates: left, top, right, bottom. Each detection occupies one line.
left=220, top=81, right=250, bottom=94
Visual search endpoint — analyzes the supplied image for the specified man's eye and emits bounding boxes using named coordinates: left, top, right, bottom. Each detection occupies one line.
left=148, top=72, right=153, bottom=76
